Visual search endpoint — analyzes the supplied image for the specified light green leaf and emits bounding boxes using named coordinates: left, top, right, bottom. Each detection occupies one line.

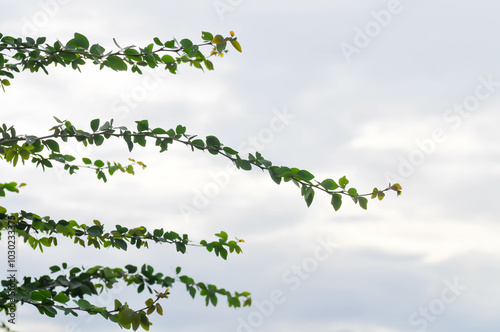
left=339, top=176, right=349, bottom=189
left=230, top=39, right=242, bottom=52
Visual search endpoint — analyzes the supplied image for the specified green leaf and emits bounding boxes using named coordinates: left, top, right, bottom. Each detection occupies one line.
left=268, top=167, right=282, bottom=185
left=44, top=139, right=60, bottom=152
left=304, top=187, right=315, bottom=207
left=180, top=39, right=193, bottom=49
left=339, top=176, right=349, bottom=189
left=223, top=147, right=238, bottom=155
left=136, top=120, right=149, bottom=132
left=358, top=197, right=368, bottom=210
left=73, top=33, right=89, bottom=49
left=91, top=119, right=100, bottom=132
left=331, top=194, right=342, bottom=211
left=115, top=239, right=127, bottom=250
left=201, top=31, right=213, bottom=41
left=94, top=160, right=105, bottom=167
left=64, top=154, right=76, bottom=162
left=54, top=292, right=70, bottom=303
left=82, top=157, right=92, bottom=165
left=175, top=125, right=186, bottom=135
left=90, top=44, right=105, bottom=56
left=161, top=54, right=175, bottom=63
left=152, top=128, right=168, bottom=135
left=296, top=170, right=314, bottom=182
left=216, top=231, right=228, bottom=241
left=49, top=265, right=61, bottom=273
left=206, top=136, right=220, bottom=148
left=347, top=188, right=358, bottom=196
left=125, top=265, right=137, bottom=273
left=192, top=139, right=205, bottom=149
left=153, top=37, right=162, bottom=46
left=107, top=55, right=127, bottom=71
left=320, top=179, right=339, bottom=190
left=87, top=225, right=103, bottom=237
left=75, top=299, right=92, bottom=310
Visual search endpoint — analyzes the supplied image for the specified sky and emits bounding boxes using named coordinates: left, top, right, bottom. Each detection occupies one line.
left=1, top=0, right=500, bottom=331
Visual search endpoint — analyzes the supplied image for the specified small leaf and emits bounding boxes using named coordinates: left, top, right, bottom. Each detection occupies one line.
left=44, top=139, right=60, bottom=152
left=73, top=33, right=89, bottom=49
left=391, top=183, right=402, bottom=191
left=339, top=176, right=349, bottom=189
left=296, top=170, right=314, bottom=182
left=26, top=135, right=37, bottom=145
left=223, top=147, right=238, bottom=155
left=54, top=292, right=70, bottom=303
left=90, top=44, right=105, bottom=56
left=331, top=194, right=342, bottom=211
left=107, top=55, right=127, bottom=71
left=358, top=197, right=368, bottom=210
left=90, top=119, right=100, bottom=132
left=153, top=37, right=162, bottom=46
left=212, top=35, right=226, bottom=44
left=230, top=39, right=242, bottom=52
left=180, top=39, right=193, bottom=49
left=136, top=120, right=149, bottom=132
left=201, top=31, right=213, bottom=41
left=161, top=55, right=175, bottom=63
left=320, top=179, right=339, bottom=190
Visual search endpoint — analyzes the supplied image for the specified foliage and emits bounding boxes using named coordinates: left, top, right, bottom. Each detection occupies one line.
left=0, top=31, right=401, bottom=330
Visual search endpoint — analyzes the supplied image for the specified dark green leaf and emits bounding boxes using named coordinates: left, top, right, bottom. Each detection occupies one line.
left=320, top=179, right=339, bottom=190
left=136, top=120, right=149, bottom=132
left=90, top=44, right=105, bottom=56
left=296, top=170, right=314, bottom=181
left=107, top=55, right=127, bottom=71
left=223, top=147, right=238, bottom=155
left=180, top=39, right=193, bottom=49
left=152, top=128, right=168, bottom=135
left=44, top=139, right=60, bottom=152
left=91, top=119, right=100, bottom=132
left=331, top=194, right=342, bottom=211
left=73, top=33, right=89, bottom=49
left=358, top=197, right=368, bottom=210
left=153, top=37, right=162, bottom=46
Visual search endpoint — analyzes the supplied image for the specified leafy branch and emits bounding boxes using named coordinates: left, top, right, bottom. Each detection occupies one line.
left=0, top=31, right=241, bottom=91
left=0, top=118, right=401, bottom=211
left=0, top=263, right=250, bottom=331
left=0, top=209, right=243, bottom=260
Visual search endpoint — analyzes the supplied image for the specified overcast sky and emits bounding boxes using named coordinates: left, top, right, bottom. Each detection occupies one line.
left=1, top=1, right=500, bottom=331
